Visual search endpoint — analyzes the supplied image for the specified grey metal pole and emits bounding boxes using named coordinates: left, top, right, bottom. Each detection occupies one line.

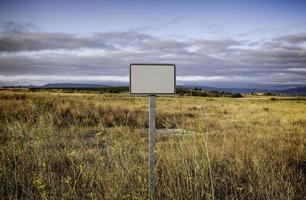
left=149, top=95, right=156, bottom=200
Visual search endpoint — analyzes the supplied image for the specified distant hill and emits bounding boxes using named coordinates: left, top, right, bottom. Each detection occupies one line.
left=2, top=83, right=306, bottom=96
left=277, top=86, right=306, bottom=96
left=180, top=85, right=306, bottom=96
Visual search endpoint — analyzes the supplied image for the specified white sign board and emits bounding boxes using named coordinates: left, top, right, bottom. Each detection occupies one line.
left=130, top=64, right=176, bottom=95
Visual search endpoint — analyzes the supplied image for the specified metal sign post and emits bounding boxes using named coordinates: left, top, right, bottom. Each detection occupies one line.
left=129, top=64, right=176, bottom=199
left=149, top=95, right=156, bottom=199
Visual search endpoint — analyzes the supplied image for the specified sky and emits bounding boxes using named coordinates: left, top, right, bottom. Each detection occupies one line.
left=0, top=0, right=306, bottom=89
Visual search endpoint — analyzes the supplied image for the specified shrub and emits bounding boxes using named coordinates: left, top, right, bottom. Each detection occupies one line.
left=231, top=93, right=243, bottom=98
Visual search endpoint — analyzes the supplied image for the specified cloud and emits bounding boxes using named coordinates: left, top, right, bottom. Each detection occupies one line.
left=0, top=21, right=37, bottom=34
left=177, top=76, right=224, bottom=81
left=0, top=74, right=128, bottom=86
left=276, top=33, right=306, bottom=44
left=235, top=22, right=306, bottom=38
left=0, top=32, right=117, bottom=52
left=0, top=22, right=306, bottom=88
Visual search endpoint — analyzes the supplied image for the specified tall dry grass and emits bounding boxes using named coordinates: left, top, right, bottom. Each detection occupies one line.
left=0, top=89, right=305, bottom=199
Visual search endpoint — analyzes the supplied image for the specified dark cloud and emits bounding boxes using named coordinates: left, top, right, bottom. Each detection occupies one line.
left=0, top=32, right=117, bottom=52
left=276, top=33, right=306, bottom=44
left=195, top=39, right=242, bottom=54
left=142, top=39, right=190, bottom=51
left=0, top=21, right=37, bottom=34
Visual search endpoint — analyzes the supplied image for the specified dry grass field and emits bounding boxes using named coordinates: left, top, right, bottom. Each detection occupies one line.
left=0, top=89, right=305, bottom=199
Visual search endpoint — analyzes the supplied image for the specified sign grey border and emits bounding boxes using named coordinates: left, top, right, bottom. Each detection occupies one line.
left=129, top=63, right=176, bottom=95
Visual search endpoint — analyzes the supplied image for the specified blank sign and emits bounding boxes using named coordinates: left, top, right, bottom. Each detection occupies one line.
left=130, top=64, right=176, bottom=95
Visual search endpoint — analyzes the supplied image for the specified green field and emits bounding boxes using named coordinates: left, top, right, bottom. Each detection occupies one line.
left=0, top=89, right=305, bottom=199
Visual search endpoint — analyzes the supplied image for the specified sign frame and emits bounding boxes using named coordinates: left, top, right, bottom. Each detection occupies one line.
left=129, top=63, right=176, bottom=95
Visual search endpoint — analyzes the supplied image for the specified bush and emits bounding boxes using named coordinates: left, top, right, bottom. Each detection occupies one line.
left=231, top=93, right=243, bottom=98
